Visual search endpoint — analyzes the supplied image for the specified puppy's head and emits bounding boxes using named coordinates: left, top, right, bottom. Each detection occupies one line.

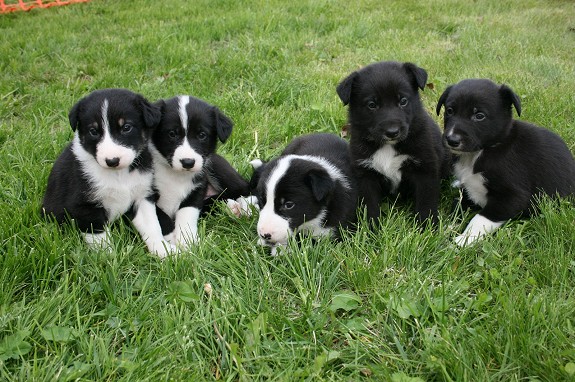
left=436, top=79, right=521, bottom=153
left=151, top=96, right=233, bottom=173
left=69, top=89, right=160, bottom=169
left=337, top=61, right=428, bottom=144
left=256, top=156, right=339, bottom=247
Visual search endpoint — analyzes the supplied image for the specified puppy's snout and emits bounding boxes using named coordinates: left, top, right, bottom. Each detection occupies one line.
left=445, top=133, right=463, bottom=148
left=180, top=158, right=196, bottom=169
left=385, top=126, right=401, bottom=139
left=105, top=157, right=120, bottom=168
left=260, top=233, right=272, bottom=241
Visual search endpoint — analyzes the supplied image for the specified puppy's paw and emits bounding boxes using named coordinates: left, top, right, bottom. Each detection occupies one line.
left=149, top=239, right=176, bottom=259
left=226, top=196, right=259, bottom=217
left=454, top=233, right=475, bottom=247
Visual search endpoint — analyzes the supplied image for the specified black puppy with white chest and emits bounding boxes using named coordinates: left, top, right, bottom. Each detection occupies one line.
left=436, top=79, right=575, bottom=246
left=337, top=61, right=450, bottom=225
left=42, top=88, right=172, bottom=257
left=240, top=133, right=358, bottom=255
left=150, top=95, right=249, bottom=249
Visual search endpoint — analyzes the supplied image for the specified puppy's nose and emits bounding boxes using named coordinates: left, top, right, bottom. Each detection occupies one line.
left=180, top=158, right=196, bottom=169
left=445, top=134, right=462, bottom=148
left=385, top=127, right=400, bottom=139
left=105, top=157, right=120, bottom=167
left=260, top=233, right=272, bottom=241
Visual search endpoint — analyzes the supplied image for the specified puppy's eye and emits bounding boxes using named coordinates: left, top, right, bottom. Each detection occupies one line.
left=445, top=107, right=454, bottom=116
left=198, top=131, right=208, bottom=141
left=168, top=130, right=178, bottom=139
left=89, top=127, right=100, bottom=137
left=121, top=123, right=133, bottom=134
left=282, top=201, right=295, bottom=210
left=399, top=97, right=409, bottom=107
left=367, top=101, right=378, bottom=110
left=473, top=112, right=486, bottom=122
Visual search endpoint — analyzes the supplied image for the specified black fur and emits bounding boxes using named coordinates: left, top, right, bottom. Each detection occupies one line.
left=337, top=61, right=450, bottom=225
left=437, top=78, right=575, bottom=222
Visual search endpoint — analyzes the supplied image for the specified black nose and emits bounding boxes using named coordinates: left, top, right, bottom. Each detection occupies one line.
left=384, top=127, right=400, bottom=139
left=260, top=233, right=272, bottom=241
left=180, top=158, right=196, bottom=169
left=445, top=134, right=462, bottom=148
left=105, top=157, right=120, bottom=167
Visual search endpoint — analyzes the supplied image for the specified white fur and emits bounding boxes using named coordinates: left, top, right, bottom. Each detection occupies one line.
left=258, top=158, right=292, bottom=245
left=72, top=135, right=172, bottom=257
left=359, top=145, right=411, bottom=193
left=298, top=209, right=332, bottom=238
left=455, top=214, right=504, bottom=246
left=227, top=195, right=259, bottom=217
left=454, top=150, right=487, bottom=207
left=95, top=100, right=135, bottom=169
left=174, top=206, right=201, bottom=248
left=131, top=199, right=174, bottom=258
left=149, top=145, right=205, bottom=218
left=171, top=139, right=204, bottom=172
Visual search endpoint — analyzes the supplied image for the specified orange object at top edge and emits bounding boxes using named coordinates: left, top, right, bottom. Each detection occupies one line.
left=1, top=0, right=90, bottom=14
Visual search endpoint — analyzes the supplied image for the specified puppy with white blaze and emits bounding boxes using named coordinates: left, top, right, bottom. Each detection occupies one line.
left=248, top=133, right=358, bottom=255
left=150, top=95, right=249, bottom=249
left=436, top=79, right=575, bottom=246
left=42, top=88, right=173, bottom=257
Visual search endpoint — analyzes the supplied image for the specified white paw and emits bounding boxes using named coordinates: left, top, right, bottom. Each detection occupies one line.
left=149, top=239, right=176, bottom=259
left=226, top=196, right=259, bottom=217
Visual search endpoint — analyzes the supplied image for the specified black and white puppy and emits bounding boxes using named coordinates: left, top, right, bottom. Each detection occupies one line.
left=337, top=61, right=450, bottom=226
left=246, top=133, right=358, bottom=254
left=436, top=79, right=575, bottom=246
left=150, top=95, right=249, bottom=249
left=42, top=88, right=172, bottom=257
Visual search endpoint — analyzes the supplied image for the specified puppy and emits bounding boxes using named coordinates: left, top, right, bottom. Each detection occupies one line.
left=150, top=95, right=249, bottom=249
left=337, top=61, right=450, bottom=226
left=436, top=79, right=575, bottom=246
left=244, top=133, right=358, bottom=254
left=42, top=88, right=172, bottom=257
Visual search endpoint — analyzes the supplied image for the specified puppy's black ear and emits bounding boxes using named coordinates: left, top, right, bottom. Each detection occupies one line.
left=213, top=107, right=233, bottom=143
left=68, top=99, right=82, bottom=131
left=403, top=62, right=428, bottom=91
left=336, top=71, right=358, bottom=106
left=152, top=99, right=165, bottom=116
left=139, top=97, right=162, bottom=129
left=499, top=84, right=521, bottom=117
left=436, top=85, right=453, bottom=116
left=305, top=169, right=334, bottom=202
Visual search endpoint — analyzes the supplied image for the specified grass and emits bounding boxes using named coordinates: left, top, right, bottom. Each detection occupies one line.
left=1, top=0, right=575, bottom=380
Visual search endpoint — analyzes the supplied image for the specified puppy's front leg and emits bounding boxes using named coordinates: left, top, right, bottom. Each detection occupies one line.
left=357, top=175, right=383, bottom=224
left=455, top=214, right=505, bottom=247
left=174, top=207, right=201, bottom=248
left=132, top=198, right=174, bottom=258
left=413, top=174, right=440, bottom=226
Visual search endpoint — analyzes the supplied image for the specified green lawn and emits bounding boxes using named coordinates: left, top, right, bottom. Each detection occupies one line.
left=1, top=0, right=575, bottom=380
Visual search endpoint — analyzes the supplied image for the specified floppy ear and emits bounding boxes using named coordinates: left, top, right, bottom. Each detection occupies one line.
left=403, top=62, right=428, bottom=91
left=499, top=84, right=521, bottom=117
left=436, top=85, right=453, bottom=116
left=336, top=71, right=358, bottom=106
left=213, top=107, right=233, bottom=143
left=139, top=96, right=162, bottom=129
left=68, top=99, right=82, bottom=131
left=305, top=168, right=334, bottom=202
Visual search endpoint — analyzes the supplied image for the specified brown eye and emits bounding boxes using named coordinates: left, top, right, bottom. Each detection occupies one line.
left=445, top=107, right=454, bottom=116
left=168, top=130, right=178, bottom=139
left=198, top=131, right=207, bottom=141
left=282, top=201, right=295, bottom=210
left=367, top=101, right=378, bottom=110
left=89, top=127, right=100, bottom=137
left=399, top=97, right=408, bottom=107
left=121, top=124, right=133, bottom=134
left=473, top=112, right=486, bottom=121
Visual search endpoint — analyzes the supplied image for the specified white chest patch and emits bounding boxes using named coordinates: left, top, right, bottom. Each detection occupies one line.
left=73, top=136, right=153, bottom=221
left=454, top=150, right=487, bottom=208
left=360, top=145, right=410, bottom=193
left=150, top=145, right=203, bottom=218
